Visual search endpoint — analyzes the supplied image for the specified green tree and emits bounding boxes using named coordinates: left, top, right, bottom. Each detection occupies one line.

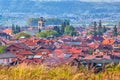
left=16, top=25, right=21, bottom=33
left=12, top=24, right=15, bottom=34
left=118, top=22, right=120, bottom=26
left=0, top=46, right=7, bottom=53
left=98, top=20, right=102, bottom=29
left=118, top=32, right=120, bottom=35
left=53, top=26, right=61, bottom=35
left=98, top=20, right=103, bottom=36
left=88, top=31, right=94, bottom=35
left=64, top=25, right=77, bottom=36
left=93, top=21, right=97, bottom=36
left=103, top=25, right=107, bottom=33
left=60, top=23, right=65, bottom=35
left=12, top=24, right=21, bottom=34
left=60, top=20, right=70, bottom=35
left=27, top=18, right=63, bottom=26
left=113, top=25, right=118, bottom=36
left=36, top=30, right=58, bottom=38
left=38, top=28, right=41, bottom=33
left=98, top=30, right=103, bottom=36
left=89, top=49, right=94, bottom=55
left=18, top=26, right=21, bottom=33
left=16, top=32, right=31, bottom=39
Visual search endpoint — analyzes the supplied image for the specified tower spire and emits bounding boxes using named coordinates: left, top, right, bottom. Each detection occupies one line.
left=38, top=17, right=45, bottom=32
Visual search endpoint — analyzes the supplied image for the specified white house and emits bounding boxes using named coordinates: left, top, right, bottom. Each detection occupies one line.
left=0, top=53, right=17, bottom=65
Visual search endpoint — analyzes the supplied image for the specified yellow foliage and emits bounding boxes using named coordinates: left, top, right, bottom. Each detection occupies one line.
left=0, top=64, right=120, bottom=80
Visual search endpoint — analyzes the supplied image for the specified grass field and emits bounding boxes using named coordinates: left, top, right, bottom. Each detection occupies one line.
left=0, top=63, right=120, bottom=80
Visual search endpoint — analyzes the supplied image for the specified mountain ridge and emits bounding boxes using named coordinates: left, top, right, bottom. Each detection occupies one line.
left=0, top=0, right=120, bottom=26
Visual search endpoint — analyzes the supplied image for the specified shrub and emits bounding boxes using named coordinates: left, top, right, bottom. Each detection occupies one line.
left=16, top=32, right=31, bottom=39
left=0, top=46, right=7, bottom=53
left=0, top=63, right=120, bottom=80
left=36, top=30, right=58, bottom=38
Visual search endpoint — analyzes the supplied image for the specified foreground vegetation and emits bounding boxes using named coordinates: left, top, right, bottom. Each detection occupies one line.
left=0, top=63, right=120, bottom=80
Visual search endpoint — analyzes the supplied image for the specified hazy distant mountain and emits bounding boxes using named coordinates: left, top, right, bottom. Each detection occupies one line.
left=0, top=0, right=120, bottom=14
left=0, top=0, right=120, bottom=26
left=80, top=0, right=120, bottom=2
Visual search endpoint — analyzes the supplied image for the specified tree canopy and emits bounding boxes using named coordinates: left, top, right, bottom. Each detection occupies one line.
left=0, top=46, right=7, bottom=54
left=36, top=30, right=58, bottom=38
left=60, top=20, right=70, bottom=35
left=12, top=24, right=21, bottom=34
left=113, top=25, right=118, bottom=36
left=53, top=26, right=61, bottom=36
left=27, top=18, right=63, bottom=26
left=16, top=32, right=31, bottom=39
left=64, top=25, right=77, bottom=36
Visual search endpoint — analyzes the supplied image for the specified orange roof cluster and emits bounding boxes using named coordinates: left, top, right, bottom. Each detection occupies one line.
left=3, top=29, right=12, bottom=35
left=18, top=50, right=33, bottom=55
left=54, top=48, right=82, bottom=54
left=24, top=38, right=39, bottom=46
left=68, top=48, right=82, bottom=54
left=102, top=38, right=115, bottom=45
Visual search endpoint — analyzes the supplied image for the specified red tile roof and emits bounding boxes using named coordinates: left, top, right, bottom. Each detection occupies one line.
left=102, top=38, right=115, bottom=45
left=88, top=42, right=99, bottom=48
left=54, top=49, right=63, bottom=53
left=24, top=38, right=39, bottom=46
left=3, top=29, right=12, bottom=35
left=7, top=43, right=30, bottom=50
left=71, top=53, right=79, bottom=58
left=18, top=50, right=33, bottom=55
left=55, top=52, right=64, bottom=58
left=36, top=49, right=52, bottom=56
left=68, top=48, right=82, bottom=54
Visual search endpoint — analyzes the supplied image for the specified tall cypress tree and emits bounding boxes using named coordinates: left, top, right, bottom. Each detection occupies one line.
left=53, top=26, right=60, bottom=34
left=98, top=20, right=102, bottom=29
left=12, top=24, right=15, bottom=34
left=18, top=26, right=21, bottom=33
left=16, top=25, right=19, bottom=33
left=60, top=23, right=65, bottom=35
left=93, top=21, right=97, bottom=36
left=103, top=25, right=107, bottom=33
left=119, top=22, right=120, bottom=26
left=60, top=20, right=70, bottom=35
left=38, top=28, right=41, bottom=33
left=113, top=25, right=118, bottom=36
left=15, top=25, right=21, bottom=33
left=98, top=20, right=103, bottom=36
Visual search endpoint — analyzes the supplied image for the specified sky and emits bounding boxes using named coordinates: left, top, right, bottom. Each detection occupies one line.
left=31, top=0, right=120, bottom=2
left=79, top=0, right=120, bottom=2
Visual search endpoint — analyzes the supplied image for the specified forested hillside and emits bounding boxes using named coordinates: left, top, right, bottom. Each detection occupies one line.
left=0, top=0, right=120, bottom=26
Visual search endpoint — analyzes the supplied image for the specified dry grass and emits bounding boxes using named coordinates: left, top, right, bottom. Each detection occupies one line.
left=0, top=63, right=120, bottom=80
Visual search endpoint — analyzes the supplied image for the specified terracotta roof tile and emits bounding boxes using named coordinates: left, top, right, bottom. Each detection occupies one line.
left=18, top=50, right=33, bottom=55
left=69, top=48, right=82, bottom=54
left=3, top=29, right=12, bottom=35
left=102, top=38, right=115, bottom=45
